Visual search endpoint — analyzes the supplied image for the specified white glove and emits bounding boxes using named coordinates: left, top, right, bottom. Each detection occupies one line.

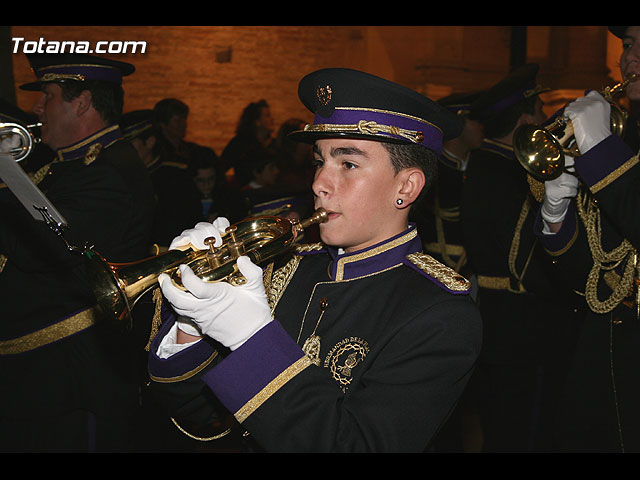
left=0, top=133, right=21, bottom=155
left=541, top=156, right=579, bottom=226
left=169, top=217, right=231, bottom=251
left=167, top=218, right=231, bottom=337
left=158, top=255, right=272, bottom=351
left=564, top=90, right=611, bottom=154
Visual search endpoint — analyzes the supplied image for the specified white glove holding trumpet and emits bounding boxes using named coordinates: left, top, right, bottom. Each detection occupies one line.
left=564, top=90, right=612, bottom=155
left=160, top=218, right=272, bottom=350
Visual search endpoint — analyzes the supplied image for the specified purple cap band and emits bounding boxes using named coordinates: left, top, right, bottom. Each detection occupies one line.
left=313, top=107, right=443, bottom=154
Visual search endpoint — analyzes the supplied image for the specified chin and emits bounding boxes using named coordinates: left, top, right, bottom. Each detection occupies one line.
left=319, top=226, right=345, bottom=249
left=626, top=82, right=640, bottom=102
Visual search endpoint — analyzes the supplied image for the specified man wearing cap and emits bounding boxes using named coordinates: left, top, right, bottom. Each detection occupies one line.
left=0, top=53, right=155, bottom=452
left=460, top=63, right=581, bottom=452
left=532, top=26, right=640, bottom=452
left=120, top=109, right=202, bottom=250
left=146, top=68, right=482, bottom=452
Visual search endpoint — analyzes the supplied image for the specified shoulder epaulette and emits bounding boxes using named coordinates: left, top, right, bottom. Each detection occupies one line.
left=405, top=252, right=471, bottom=294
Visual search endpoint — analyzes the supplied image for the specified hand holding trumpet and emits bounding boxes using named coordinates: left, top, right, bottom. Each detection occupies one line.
left=514, top=74, right=636, bottom=182
left=159, top=256, right=273, bottom=351
left=159, top=216, right=275, bottom=350
left=564, top=90, right=612, bottom=155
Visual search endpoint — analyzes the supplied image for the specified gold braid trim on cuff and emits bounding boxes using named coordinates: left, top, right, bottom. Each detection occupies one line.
left=148, top=351, right=218, bottom=383
left=234, top=356, right=313, bottom=424
left=590, top=153, right=640, bottom=194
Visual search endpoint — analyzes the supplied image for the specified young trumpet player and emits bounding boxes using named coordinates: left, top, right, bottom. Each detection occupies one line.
left=535, top=25, right=640, bottom=452
left=147, top=68, right=482, bottom=452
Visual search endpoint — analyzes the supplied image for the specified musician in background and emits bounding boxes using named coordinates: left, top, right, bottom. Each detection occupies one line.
left=146, top=68, right=482, bottom=452
left=460, top=63, right=582, bottom=452
left=0, top=53, right=155, bottom=452
left=120, top=109, right=202, bottom=251
left=534, top=25, right=640, bottom=452
left=411, top=91, right=484, bottom=452
left=413, top=91, right=484, bottom=281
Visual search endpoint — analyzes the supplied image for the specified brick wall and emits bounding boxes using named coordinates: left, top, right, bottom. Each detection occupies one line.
left=10, top=26, right=367, bottom=155
left=8, top=26, right=621, bottom=155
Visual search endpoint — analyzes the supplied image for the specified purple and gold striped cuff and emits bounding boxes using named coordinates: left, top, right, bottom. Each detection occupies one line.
left=203, top=321, right=311, bottom=423
left=147, top=305, right=219, bottom=383
left=575, top=135, right=638, bottom=194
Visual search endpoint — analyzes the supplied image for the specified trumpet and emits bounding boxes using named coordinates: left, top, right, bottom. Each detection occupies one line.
left=85, top=208, right=328, bottom=331
left=0, top=121, right=42, bottom=162
left=514, top=74, right=637, bottom=182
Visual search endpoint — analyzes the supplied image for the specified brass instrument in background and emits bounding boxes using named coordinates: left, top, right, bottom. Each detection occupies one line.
left=85, top=208, right=328, bottom=331
left=514, top=74, right=637, bottom=182
left=0, top=121, right=42, bottom=162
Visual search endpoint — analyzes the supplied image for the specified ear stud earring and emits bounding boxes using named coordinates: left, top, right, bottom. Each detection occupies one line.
left=396, top=198, right=403, bottom=205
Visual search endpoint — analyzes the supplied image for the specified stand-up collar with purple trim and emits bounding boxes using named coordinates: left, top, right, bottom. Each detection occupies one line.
left=55, top=124, right=123, bottom=163
left=326, top=225, right=422, bottom=281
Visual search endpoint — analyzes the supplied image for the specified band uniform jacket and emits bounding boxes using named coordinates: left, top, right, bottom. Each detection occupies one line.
left=0, top=125, right=155, bottom=449
left=145, top=157, right=203, bottom=249
left=147, top=225, right=482, bottom=452
left=460, top=139, right=580, bottom=365
left=535, top=132, right=640, bottom=452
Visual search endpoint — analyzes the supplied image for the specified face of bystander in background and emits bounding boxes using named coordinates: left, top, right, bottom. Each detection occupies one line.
left=194, top=166, right=216, bottom=199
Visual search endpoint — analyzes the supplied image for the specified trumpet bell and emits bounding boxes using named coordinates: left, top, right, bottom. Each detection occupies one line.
left=0, top=122, right=41, bottom=162
left=513, top=124, right=566, bottom=182
left=513, top=74, right=637, bottom=183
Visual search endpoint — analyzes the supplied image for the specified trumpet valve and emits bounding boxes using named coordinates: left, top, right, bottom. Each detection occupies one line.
left=204, top=236, right=223, bottom=268
left=225, top=225, right=246, bottom=258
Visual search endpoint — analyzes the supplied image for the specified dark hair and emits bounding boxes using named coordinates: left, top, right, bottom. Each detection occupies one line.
left=382, top=142, right=438, bottom=203
left=153, top=98, right=189, bottom=125
left=236, top=99, right=269, bottom=136
left=59, top=80, right=124, bottom=125
left=481, top=95, right=539, bottom=138
left=188, top=152, right=217, bottom=175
